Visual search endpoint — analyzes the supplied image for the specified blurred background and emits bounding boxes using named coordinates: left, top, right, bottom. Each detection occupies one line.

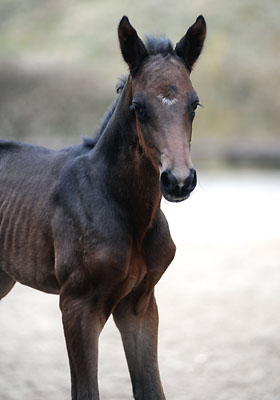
left=0, top=0, right=279, bottom=166
left=1, top=1, right=280, bottom=399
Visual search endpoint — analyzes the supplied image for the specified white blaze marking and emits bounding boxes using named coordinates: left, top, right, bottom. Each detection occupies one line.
left=157, top=95, right=178, bottom=106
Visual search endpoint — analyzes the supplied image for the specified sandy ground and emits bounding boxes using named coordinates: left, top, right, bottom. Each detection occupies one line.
left=1, top=170, right=280, bottom=400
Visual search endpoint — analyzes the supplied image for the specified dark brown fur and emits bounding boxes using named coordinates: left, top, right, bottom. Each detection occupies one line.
left=0, top=16, right=206, bottom=399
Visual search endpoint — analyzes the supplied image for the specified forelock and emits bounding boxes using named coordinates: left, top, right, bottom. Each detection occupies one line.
left=144, top=35, right=175, bottom=57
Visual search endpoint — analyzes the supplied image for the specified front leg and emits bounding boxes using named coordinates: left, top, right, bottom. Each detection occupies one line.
left=60, top=289, right=107, bottom=400
left=113, top=209, right=176, bottom=399
left=59, top=259, right=137, bottom=400
left=113, top=289, right=165, bottom=400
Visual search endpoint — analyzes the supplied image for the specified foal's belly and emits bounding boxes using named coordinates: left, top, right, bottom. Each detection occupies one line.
left=14, top=262, right=60, bottom=294
left=1, top=255, right=60, bottom=295
left=0, top=214, right=60, bottom=294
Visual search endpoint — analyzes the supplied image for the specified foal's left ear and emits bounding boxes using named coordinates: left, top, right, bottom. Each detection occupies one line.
left=175, top=15, right=206, bottom=72
left=118, top=16, right=148, bottom=77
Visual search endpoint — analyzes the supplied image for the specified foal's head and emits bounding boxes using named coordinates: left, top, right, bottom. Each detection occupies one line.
left=118, top=16, right=206, bottom=202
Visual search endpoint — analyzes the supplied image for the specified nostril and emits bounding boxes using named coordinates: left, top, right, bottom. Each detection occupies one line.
left=160, top=168, right=197, bottom=200
left=181, top=169, right=197, bottom=196
left=192, top=169, right=197, bottom=188
left=160, top=169, right=178, bottom=192
left=161, top=171, right=170, bottom=189
left=183, top=171, right=193, bottom=188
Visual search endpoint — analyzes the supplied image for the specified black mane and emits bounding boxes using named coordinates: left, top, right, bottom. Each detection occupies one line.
left=83, top=75, right=128, bottom=149
left=145, top=35, right=175, bottom=57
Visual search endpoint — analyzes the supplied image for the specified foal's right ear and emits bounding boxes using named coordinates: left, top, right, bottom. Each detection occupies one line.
left=118, top=16, right=148, bottom=77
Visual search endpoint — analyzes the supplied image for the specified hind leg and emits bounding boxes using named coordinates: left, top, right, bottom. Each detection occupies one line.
left=0, top=269, right=16, bottom=300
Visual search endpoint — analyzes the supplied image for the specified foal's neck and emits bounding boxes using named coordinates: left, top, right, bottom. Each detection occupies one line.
left=93, top=80, right=161, bottom=236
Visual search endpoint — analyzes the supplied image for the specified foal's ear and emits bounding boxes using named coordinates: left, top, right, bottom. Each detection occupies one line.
left=175, top=15, right=206, bottom=72
left=118, top=16, right=148, bottom=77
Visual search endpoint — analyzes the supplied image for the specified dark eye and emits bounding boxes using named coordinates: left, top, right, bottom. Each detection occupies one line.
left=131, top=101, right=143, bottom=113
left=130, top=101, right=146, bottom=121
left=193, top=102, right=199, bottom=111
left=190, top=101, right=203, bottom=120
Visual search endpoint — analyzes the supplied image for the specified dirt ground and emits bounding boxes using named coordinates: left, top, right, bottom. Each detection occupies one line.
left=1, top=170, right=280, bottom=400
